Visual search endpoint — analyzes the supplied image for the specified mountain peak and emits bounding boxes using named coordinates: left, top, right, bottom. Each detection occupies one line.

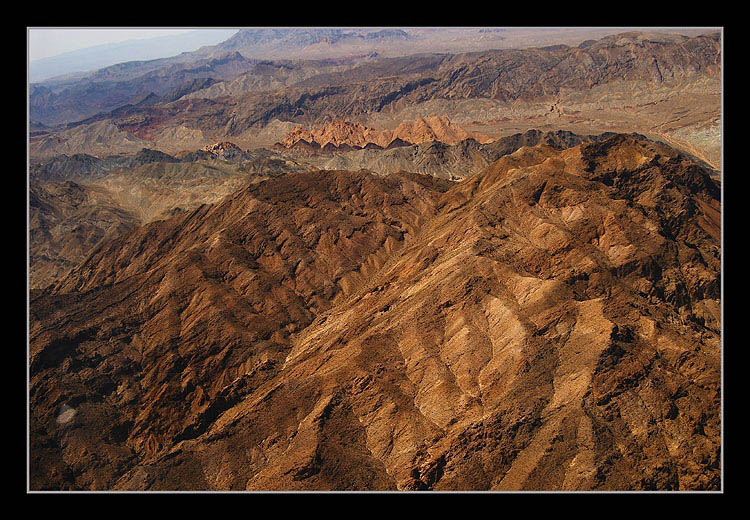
left=200, top=141, right=243, bottom=155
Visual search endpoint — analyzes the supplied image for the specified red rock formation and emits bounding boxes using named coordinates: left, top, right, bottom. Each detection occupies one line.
left=390, top=116, right=494, bottom=146
left=279, top=117, right=495, bottom=151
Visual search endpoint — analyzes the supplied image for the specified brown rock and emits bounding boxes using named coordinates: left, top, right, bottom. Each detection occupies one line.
left=29, top=134, right=720, bottom=490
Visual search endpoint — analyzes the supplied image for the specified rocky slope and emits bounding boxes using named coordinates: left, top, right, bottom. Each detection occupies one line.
left=29, top=134, right=721, bottom=490
left=29, top=181, right=141, bottom=289
left=28, top=129, right=624, bottom=290
left=27, top=127, right=718, bottom=290
left=28, top=143, right=312, bottom=289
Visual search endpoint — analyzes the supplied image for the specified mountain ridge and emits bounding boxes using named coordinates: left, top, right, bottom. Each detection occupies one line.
left=29, top=31, right=721, bottom=170
left=29, top=134, right=721, bottom=490
left=277, top=116, right=495, bottom=150
left=27, top=27, right=723, bottom=492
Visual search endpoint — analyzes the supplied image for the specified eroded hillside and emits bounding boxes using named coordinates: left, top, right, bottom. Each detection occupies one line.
left=29, top=135, right=721, bottom=490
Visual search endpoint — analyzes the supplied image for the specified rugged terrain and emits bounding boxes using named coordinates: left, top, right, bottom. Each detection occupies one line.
left=27, top=27, right=722, bottom=492
left=33, top=28, right=692, bottom=127
left=277, top=117, right=494, bottom=149
left=28, top=128, right=638, bottom=290
left=29, top=134, right=721, bottom=490
left=30, top=31, right=721, bottom=170
left=28, top=124, right=719, bottom=291
left=295, top=128, right=623, bottom=180
left=29, top=181, right=140, bottom=289
left=28, top=144, right=311, bottom=289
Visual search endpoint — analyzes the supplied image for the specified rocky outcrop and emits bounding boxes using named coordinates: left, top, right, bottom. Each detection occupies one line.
left=390, top=116, right=494, bottom=146
left=200, top=141, right=244, bottom=155
left=277, top=117, right=494, bottom=151
left=180, top=141, right=248, bottom=162
left=279, top=120, right=382, bottom=148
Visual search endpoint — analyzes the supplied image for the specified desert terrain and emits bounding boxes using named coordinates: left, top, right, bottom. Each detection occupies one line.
left=27, top=27, right=722, bottom=491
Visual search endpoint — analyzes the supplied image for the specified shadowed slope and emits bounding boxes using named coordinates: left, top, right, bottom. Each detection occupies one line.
left=29, top=181, right=141, bottom=289
left=29, top=170, right=451, bottom=489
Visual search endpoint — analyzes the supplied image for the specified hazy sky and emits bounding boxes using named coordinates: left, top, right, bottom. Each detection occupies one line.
left=28, top=29, right=203, bottom=61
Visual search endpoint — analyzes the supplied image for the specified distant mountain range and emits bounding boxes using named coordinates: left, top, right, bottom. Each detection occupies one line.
left=29, top=30, right=239, bottom=83
left=29, top=31, right=722, bottom=170
left=30, top=28, right=716, bottom=127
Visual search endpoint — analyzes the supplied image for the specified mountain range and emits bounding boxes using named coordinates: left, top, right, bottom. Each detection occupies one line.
left=29, top=30, right=239, bottom=83
left=29, top=31, right=721, bottom=171
left=29, top=134, right=721, bottom=490
left=27, top=27, right=723, bottom=491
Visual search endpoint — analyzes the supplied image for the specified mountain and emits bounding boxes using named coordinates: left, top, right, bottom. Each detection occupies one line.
left=28, top=142, right=314, bottom=289
left=29, top=32, right=721, bottom=170
left=29, top=134, right=720, bottom=490
left=210, top=27, right=712, bottom=61
left=305, top=129, right=620, bottom=180
left=277, top=117, right=494, bottom=149
left=30, top=148, right=180, bottom=182
left=29, top=30, right=239, bottom=83
left=27, top=27, right=722, bottom=492
left=29, top=51, right=258, bottom=126
left=29, top=125, right=718, bottom=291
left=28, top=128, right=625, bottom=290
left=214, top=28, right=414, bottom=57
